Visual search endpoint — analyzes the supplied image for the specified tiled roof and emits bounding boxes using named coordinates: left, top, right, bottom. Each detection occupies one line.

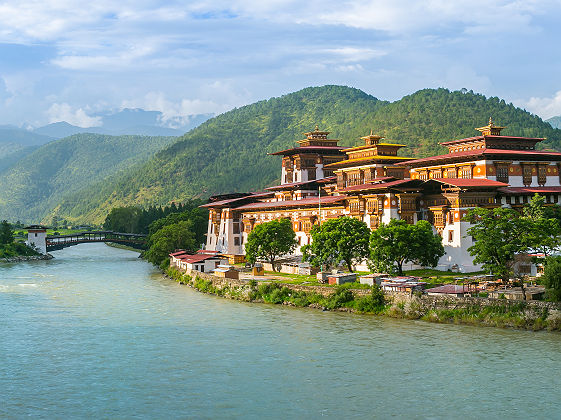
left=236, top=195, right=347, bottom=210
left=326, top=155, right=412, bottom=168
left=340, top=179, right=421, bottom=192
left=440, top=135, right=544, bottom=146
left=427, top=178, right=509, bottom=188
left=341, top=143, right=407, bottom=152
left=177, top=254, right=224, bottom=263
left=499, top=186, right=561, bottom=194
left=169, top=250, right=190, bottom=256
left=200, top=191, right=273, bottom=208
left=398, top=148, right=561, bottom=167
left=265, top=176, right=336, bottom=191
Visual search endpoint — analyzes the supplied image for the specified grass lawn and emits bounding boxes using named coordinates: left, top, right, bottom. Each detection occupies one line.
left=257, top=268, right=489, bottom=288
left=261, top=271, right=372, bottom=288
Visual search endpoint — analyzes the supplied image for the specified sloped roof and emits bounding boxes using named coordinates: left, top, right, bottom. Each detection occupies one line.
left=499, top=186, right=561, bottom=195
left=426, top=178, right=509, bottom=188
left=236, top=195, right=347, bottom=210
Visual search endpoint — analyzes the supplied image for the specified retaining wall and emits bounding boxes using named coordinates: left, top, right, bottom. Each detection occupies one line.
left=178, top=267, right=561, bottom=311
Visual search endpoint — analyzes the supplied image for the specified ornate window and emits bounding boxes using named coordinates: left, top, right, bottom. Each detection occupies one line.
left=447, top=167, right=457, bottom=178
left=460, top=166, right=472, bottom=179
left=538, top=165, right=547, bottom=186
left=496, top=165, right=509, bottom=183
left=523, top=165, right=533, bottom=186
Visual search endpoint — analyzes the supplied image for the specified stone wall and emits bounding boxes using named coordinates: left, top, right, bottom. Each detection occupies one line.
left=386, top=291, right=561, bottom=312
left=177, top=266, right=561, bottom=312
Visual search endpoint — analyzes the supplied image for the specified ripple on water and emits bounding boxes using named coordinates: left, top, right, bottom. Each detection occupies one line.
left=1, top=242, right=561, bottom=419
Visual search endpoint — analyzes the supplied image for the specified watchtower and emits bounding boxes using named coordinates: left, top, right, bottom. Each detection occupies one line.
left=25, top=225, right=47, bottom=254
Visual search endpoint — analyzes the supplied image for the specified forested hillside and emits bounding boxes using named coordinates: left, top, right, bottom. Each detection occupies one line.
left=0, top=134, right=177, bottom=223
left=52, top=86, right=561, bottom=224
left=52, top=86, right=388, bottom=223
left=5, top=85, right=561, bottom=224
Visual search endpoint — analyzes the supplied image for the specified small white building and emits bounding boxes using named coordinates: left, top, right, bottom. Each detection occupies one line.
left=25, top=225, right=47, bottom=254
left=170, top=250, right=227, bottom=273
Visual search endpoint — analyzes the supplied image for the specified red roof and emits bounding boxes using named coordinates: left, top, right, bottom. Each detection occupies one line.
left=169, top=250, right=190, bottom=257
left=399, top=148, right=561, bottom=167
left=499, top=186, right=561, bottom=195
left=236, top=195, right=347, bottom=210
left=340, top=179, right=420, bottom=192
left=269, top=146, right=344, bottom=156
left=200, top=192, right=274, bottom=208
left=440, top=135, right=544, bottom=146
left=178, top=254, right=224, bottom=263
left=427, top=178, right=509, bottom=188
left=265, top=176, right=336, bottom=191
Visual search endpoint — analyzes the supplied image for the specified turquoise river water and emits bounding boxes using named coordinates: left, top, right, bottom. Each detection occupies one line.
left=1, top=243, right=560, bottom=419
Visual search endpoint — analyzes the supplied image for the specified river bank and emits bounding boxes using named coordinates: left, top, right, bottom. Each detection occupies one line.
left=0, top=253, right=53, bottom=263
left=166, top=266, right=561, bottom=331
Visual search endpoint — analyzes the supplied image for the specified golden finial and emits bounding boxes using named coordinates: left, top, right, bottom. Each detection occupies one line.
left=370, top=129, right=373, bottom=136
left=476, top=117, right=505, bottom=136
left=315, top=124, right=319, bottom=131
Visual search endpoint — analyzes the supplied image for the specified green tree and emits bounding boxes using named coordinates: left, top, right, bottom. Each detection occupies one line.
left=0, top=220, right=14, bottom=245
left=103, top=207, right=143, bottom=233
left=464, top=207, right=533, bottom=281
left=542, top=256, right=561, bottom=301
left=143, top=220, right=197, bottom=267
left=245, top=219, right=297, bottom=270
left=369, top=219, right=445, bottom=275
left=302, top=217, right=370, bottom=272
left=523, top=194, right=561, bottom=258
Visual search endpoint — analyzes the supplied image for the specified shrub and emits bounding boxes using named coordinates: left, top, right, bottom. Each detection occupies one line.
left=325, top=286, right=354, bottom=309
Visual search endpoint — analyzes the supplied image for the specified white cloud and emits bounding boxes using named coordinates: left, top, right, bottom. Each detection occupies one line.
left=323, top=47, right=386, bottom=62
left=47, top=103, right=102, bottom=127
left=520, top=90, right=561, bottom=119
left=121, top=92, right=225, bottom=128
left=51, top=43, right=156, bottom=70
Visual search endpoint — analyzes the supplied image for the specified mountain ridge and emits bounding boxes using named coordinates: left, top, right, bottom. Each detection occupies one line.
left=49, top=85, right=561, bottom=224
left=2, top=85, right=560, bottom=224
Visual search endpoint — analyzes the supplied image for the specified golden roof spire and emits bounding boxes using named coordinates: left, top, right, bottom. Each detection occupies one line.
left=360, top=130, right=383, bottom=146
left=476, top=117, right=505, bottom=136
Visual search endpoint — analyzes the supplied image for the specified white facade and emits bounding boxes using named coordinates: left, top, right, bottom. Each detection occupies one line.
left=27, top=229, right=47, bottom=254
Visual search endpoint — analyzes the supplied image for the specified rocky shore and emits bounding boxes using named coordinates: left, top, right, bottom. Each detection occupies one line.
left=165, top=266, right=561, bottom=332
left=1, top=254, right=54, bottom=263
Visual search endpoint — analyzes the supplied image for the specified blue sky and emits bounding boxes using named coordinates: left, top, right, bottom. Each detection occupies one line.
left=1, top=0, right=561, bottom=128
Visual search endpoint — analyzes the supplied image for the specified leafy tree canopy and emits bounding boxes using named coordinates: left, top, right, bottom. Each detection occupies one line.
left=369, top=219, right=444, bottom=275
left=303, top=216, right=370, bottom=272
left=245, top=218, right=297, bottom=270
left=542, top=256, right=561, bottom=301
left=0, top=220, right=14, bottom=245
left=522, top=194, right=561, bottom=258
left=143, top=220, right=197, bottom=268
left=464, top=207, right=533, bottom=281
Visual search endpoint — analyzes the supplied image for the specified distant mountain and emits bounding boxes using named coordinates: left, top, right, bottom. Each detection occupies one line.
left=0, top=126, right=54, bottom=174
left=0, top=133, right=178, bottom=223
left=546, top=116, right=561, bottom=129
left=33, top=121, right=87, bottom=138
left=33, top=109, right=213, bottom=138
left=0, top=125, right=54, bottom=147
left=50, top=86, right=561, bottom=224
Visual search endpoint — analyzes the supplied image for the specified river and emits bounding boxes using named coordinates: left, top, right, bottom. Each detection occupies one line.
left=1, top=243, right=560, bottom=419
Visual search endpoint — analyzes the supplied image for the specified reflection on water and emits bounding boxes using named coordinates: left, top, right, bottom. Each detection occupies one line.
left=1, top=243, right=560, bottom=419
